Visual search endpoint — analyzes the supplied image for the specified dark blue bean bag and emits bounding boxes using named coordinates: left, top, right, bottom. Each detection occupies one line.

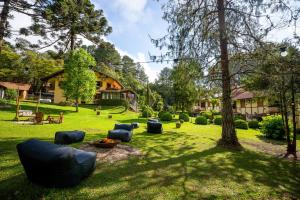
left=55, top=130, right=85, bottom=144
left=131, top=122, right=139, bottom=129
left=147, top=119, right=163, bottom=134
left=17, top=139, right=96, bottom=187
left=107, top=124, right=134, bottom=142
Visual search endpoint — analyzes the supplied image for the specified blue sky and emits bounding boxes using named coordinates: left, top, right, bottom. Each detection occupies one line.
left=92, top=0, right=170, bottom=82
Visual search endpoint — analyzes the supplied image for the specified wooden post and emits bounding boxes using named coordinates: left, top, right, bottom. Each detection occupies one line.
left=15, top=89, right=20, bottom=121
left=36, top=90, right=41, bottom=113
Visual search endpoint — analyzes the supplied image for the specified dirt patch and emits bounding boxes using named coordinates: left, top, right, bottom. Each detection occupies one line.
left=80, top=143, right=143, bottom=163
left=241, top=140, right=300, bottom=161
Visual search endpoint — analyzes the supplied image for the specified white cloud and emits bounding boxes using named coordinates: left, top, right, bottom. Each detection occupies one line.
left=112, top=0, right=148, bottom=23
left=115, top=47, right=158, bottom=82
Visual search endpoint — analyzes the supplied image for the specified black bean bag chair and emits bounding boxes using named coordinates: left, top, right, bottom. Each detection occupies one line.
left=55, top=130, right=85, bottom=144
left=147, top=119, right=163, bottom=134
left=17, top=139, right=96, bottom=187
left=107, top=124, right=134, bottom=142
left=131, top=122, right=139, bottom=129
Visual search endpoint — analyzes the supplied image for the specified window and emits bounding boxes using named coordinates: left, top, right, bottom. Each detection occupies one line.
left=201, top=102, right=206, bottom=108
left=232, top=101, right=237, bottom=109
left=49, top=81, right=55, bottom=90
left=107, top=83, right=111, bottom=89
left=257, top=98, right=264, bottom=107
left=96, top=81, right=103, bottom=89
left=240, top=99, right=246, bottom=108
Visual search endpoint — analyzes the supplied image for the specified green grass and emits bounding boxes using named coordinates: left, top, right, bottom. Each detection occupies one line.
left=0, top=102, right=299, bottom=200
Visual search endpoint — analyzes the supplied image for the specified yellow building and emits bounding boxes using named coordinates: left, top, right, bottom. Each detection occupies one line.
left=41, top=70, right=138, bottom=111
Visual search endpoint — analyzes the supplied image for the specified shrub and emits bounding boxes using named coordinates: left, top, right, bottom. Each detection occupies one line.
left=234, top=119, right=248, bottom=129
left=158, top=111, right=167, bottom=118
left=195, top=116, right=208, bottom=125
left=211, top=110, right=221, bottom=116
left=142, top=106, right=154, bottom=118
left=248, top=120, right=260, bottom=129
left=234, top=113, right=245, bottom=121
left=200, top=111, right=213, bottom=120
left=214, top=116, right=222, bottom=125
left=260, top=116, right=285, bottom=140
left=4, top=89, right=17, bottom=100
left=180, top=119, right=184, bottom=123
left=0, top=98, right=8, bottom=105
left=179, top=113, right=189, bottom=122
left=176, top=121, right=181, bottom=128
left=160, top=112, right=173, bottom=121
left=97, top=99, right=128, bottom=107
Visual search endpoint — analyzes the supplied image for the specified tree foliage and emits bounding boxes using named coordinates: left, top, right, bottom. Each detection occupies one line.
left=62, top=48, right=96, bottom=112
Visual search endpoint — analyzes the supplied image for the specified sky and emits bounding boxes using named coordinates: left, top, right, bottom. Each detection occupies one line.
left=6, top=0, right=299, bottom=82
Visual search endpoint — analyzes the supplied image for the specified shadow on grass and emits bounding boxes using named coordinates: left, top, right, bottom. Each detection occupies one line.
left=1, top=133, right=300, bottom=199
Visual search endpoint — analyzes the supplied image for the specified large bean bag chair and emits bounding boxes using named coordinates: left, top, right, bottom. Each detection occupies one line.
left=147, top=119, right=163, bottom=134
left=55, top=130, right=85, bottom=144
left=17, top=139, right=96, bottom=187
left=107, top=124, right=134, bottom=142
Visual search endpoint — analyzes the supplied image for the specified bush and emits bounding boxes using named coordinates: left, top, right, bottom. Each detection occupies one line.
left=179, top=113, right=189, bottom=122
left=248, top=120, right=260, bottom=129
left=214, top=116, right=222, bottom=125
left=234, top=119, right=248, bottom=129
left=160, top=112, right=173, bottom=121
left=180, top=119, right=184, bottom=123
left=211, top=110, right=221, bottom=116
left=158, top=111, right=167, bottom=119
left=200, top=111, right=213, bottom=120
left=195, top=116, right=208, bottom=125
left=176, top=121, right=181, bottom=128
left=4, top=89, right=17, bottom=100
left=0, top=98, right=8, bottom=105
left=260, top=116, right=285, bottom=140
left=142, top=106, right=154, bottom=118
left=234, top=113, right=245, bottom=121
left=97, top=99, right=128, bottom=107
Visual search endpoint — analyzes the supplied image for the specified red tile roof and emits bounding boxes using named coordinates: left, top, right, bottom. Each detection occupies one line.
left=232, top=91, right=254, bottom=100
left=0, top=82, right=31, bottom=91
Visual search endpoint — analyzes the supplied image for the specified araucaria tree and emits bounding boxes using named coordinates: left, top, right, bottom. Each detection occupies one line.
left=155, top=0, right=289, bottom=147
left=62, top=48, right=96, bottom=112
left=28, top=0, right=112, bottom=51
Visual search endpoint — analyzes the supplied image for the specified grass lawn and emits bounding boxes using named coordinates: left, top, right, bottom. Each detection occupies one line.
left=0, top=102, right=299, bottom=200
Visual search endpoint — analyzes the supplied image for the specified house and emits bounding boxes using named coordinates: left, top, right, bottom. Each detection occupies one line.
left=41, top=70, right=138, bottom=111
left=194, top=87, right=279, bottom=117
left=0, top=81, right=31, bottom=100
left=231, top=87, right=279, bottom=118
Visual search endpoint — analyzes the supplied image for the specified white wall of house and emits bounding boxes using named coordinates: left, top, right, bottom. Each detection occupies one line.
left=0, top=88, right=4, bottom=99
left=235, top=98, right=269, bottom=115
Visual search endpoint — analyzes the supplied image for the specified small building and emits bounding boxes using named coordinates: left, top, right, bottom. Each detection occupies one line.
left=0, top=81, right=31, bottom=100
left=231, top=87, right=279, bottom=118
left=41, top=70, right=138, bottom=111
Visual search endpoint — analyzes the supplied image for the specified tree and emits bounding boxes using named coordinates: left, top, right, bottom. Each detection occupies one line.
left=28, top=0, right=112, bottom=51
left=62, top=48, right=96, bottom=112
left=243, top=44, right=300, bottom=159
left=171, top=60, right=202, bottom=112
left=155, top=0, right=299, bottom=147
left=151, top=67, right=175, bottom=106
left=0, top=0, right=42, bottom=53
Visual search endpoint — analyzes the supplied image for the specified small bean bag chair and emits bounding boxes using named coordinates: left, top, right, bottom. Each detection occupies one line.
left=147, top=119, right=163, bottom=134
left=107, top=124, right=134, bottom=142
left=131, top=122, right=139, bottom=129
left=16, top=139, right=96, bottom=187
left=55, top=130, right=85, bottom=144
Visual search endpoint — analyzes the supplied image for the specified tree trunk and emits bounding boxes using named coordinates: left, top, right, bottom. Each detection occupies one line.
left=70, top=30, right=76, bottom=50
left=0, top=0, right=10, bottom=53
left=75, top=98, right=79, bottom=112
left=284, top=74, right=297, bottom=159
left=217, top=0, right=240, bottom=147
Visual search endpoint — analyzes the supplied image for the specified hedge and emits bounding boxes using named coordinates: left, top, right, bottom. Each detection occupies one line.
left=160, top=112, right=173, bottom=121
left=200, top=111, right=213, bottom=120
left=260, top=116, right=285, bottom=140
left=142, top=106, right=154, bottom=118
left=195, top=116, right=208, bottom=125
left=179, top=113, right=190, bottom=122
left=97, top=99, right=128, bottom=107
left=214, top=116, right=222, bottom=125
left=234, top=119, right=248, bottom=130
left=248, top=120, right=260, bottom=129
